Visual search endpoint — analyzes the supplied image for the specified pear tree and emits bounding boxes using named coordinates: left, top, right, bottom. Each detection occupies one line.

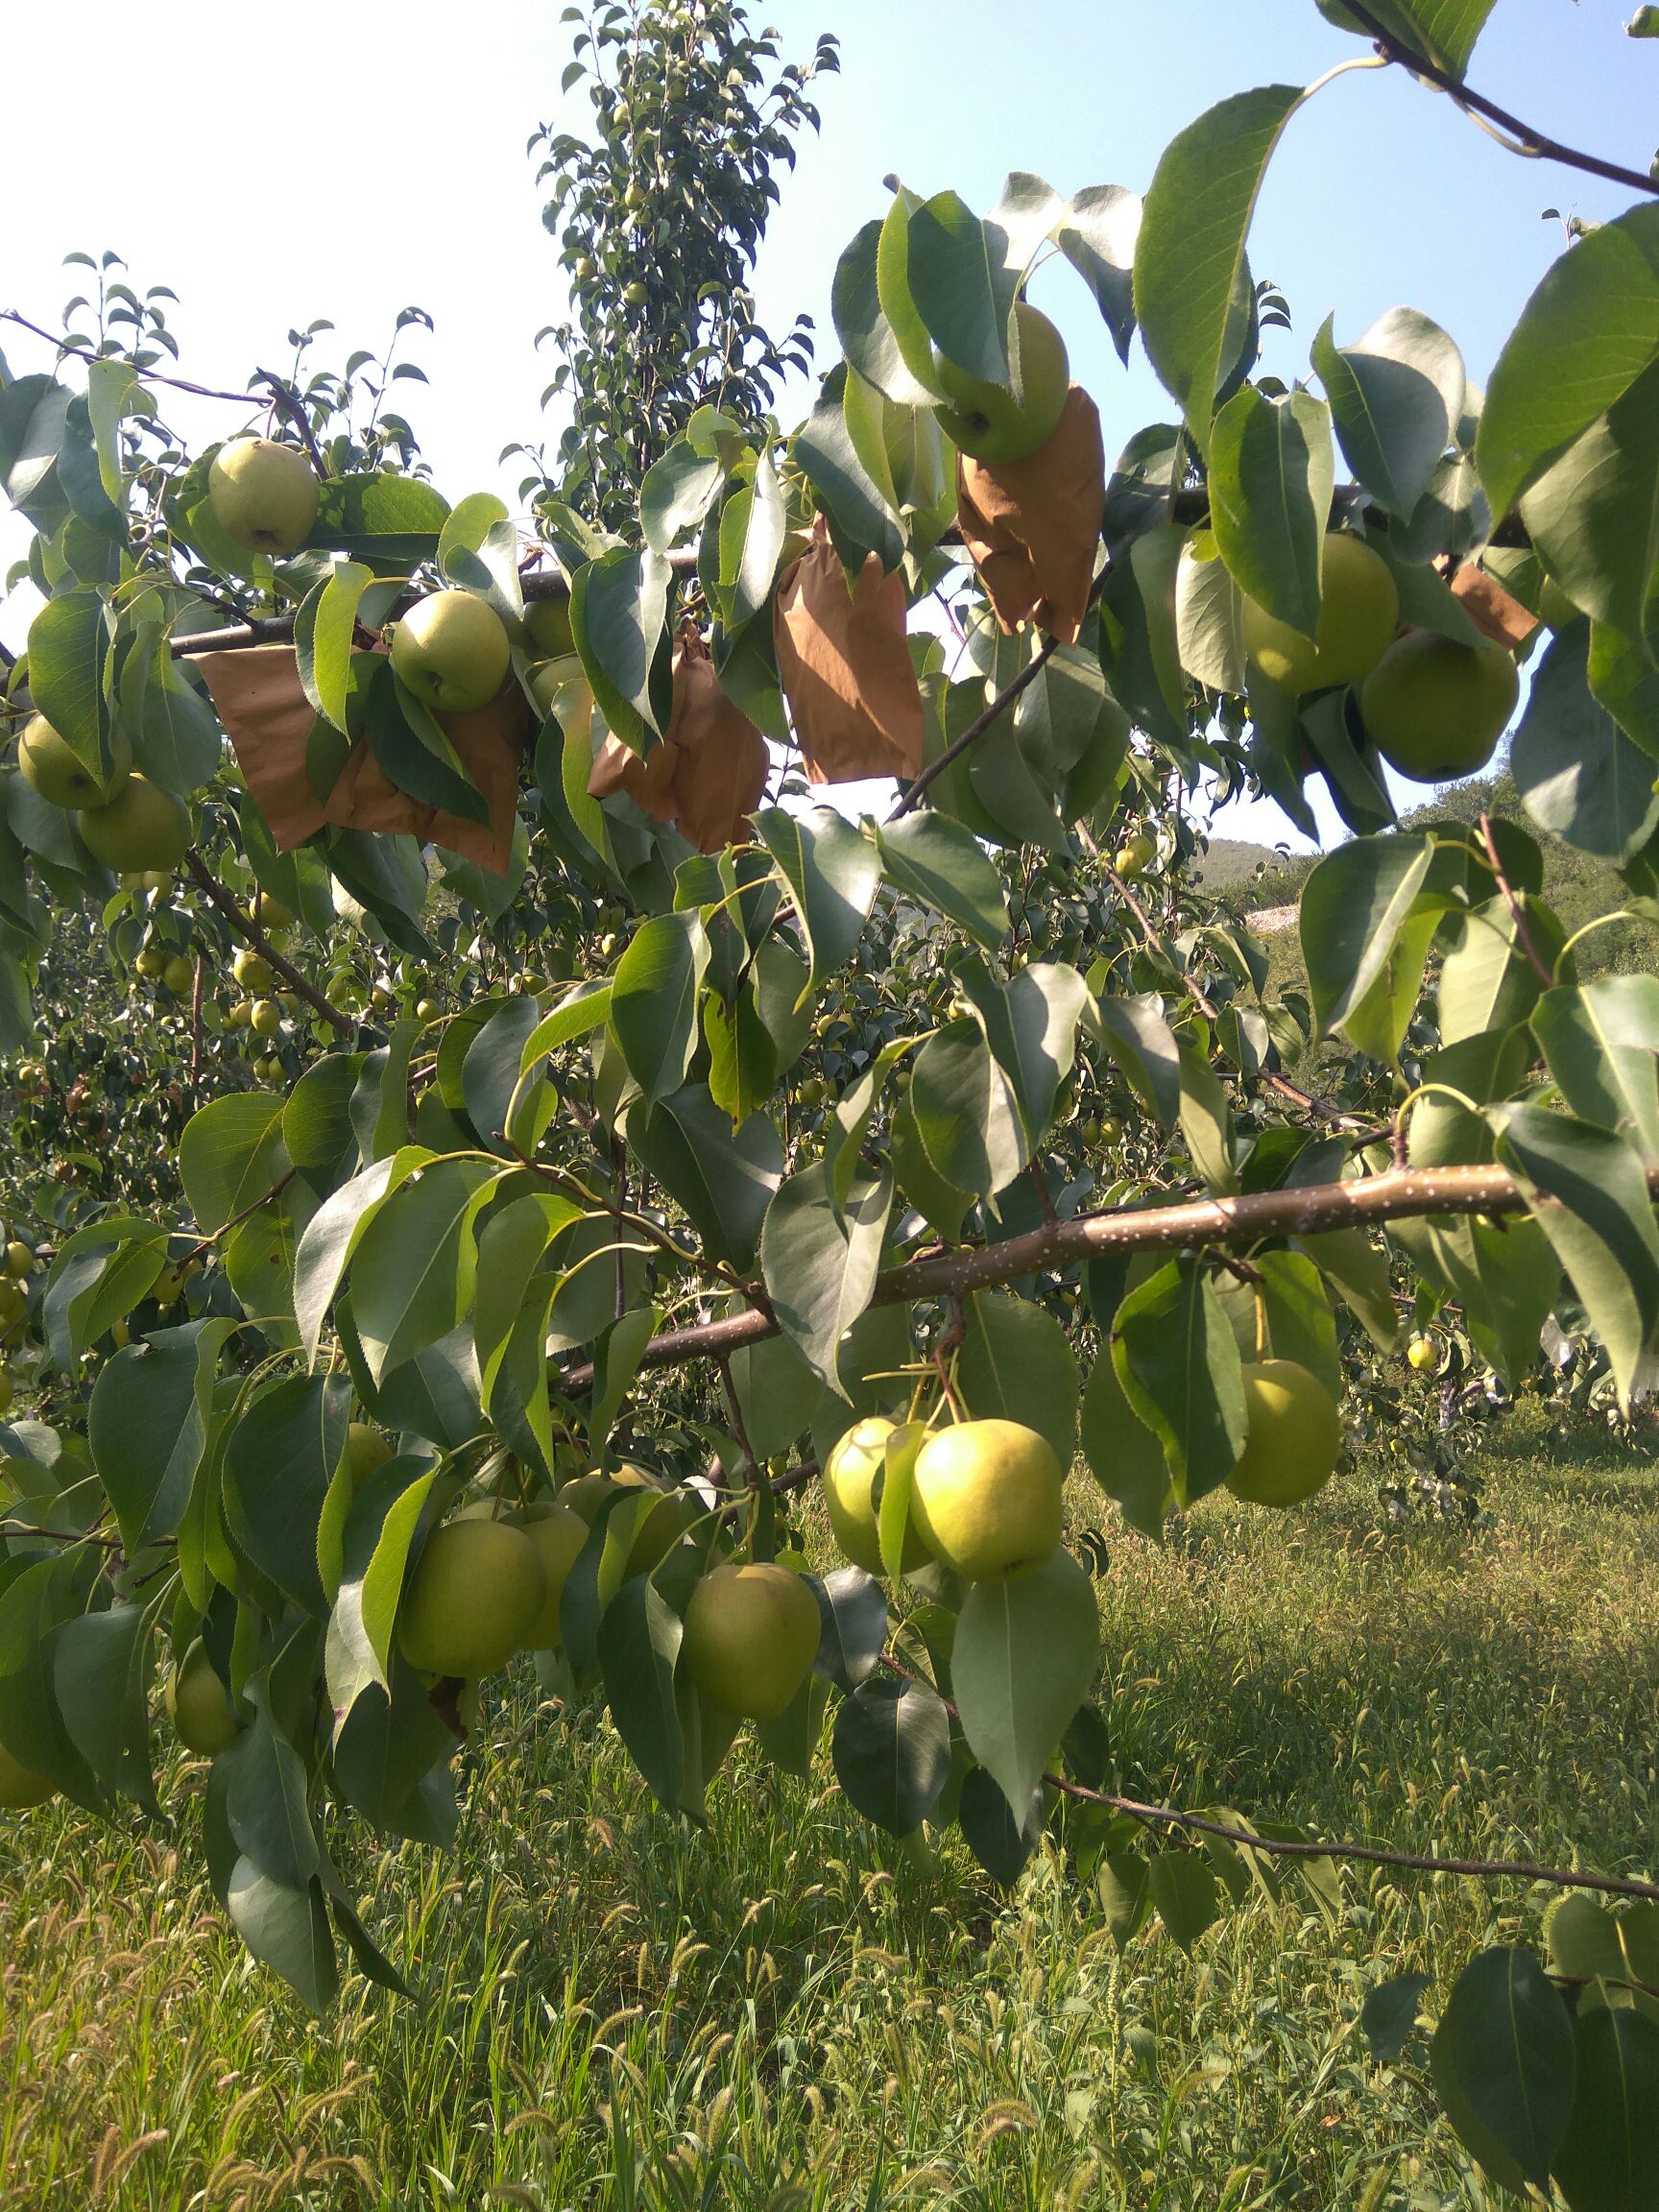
left=1, top=1, right=1659, bottom=2195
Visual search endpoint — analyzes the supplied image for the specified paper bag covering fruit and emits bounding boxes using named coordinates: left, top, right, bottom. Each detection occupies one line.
left=954, top=385, right=1105, bottom=645
left=587, top=624, right=768, bottom=853
left=772, top=518, right=924, bottom=783
left=195, top=643, right=529, bottom=874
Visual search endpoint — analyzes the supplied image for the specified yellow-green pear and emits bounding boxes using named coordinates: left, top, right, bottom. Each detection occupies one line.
left=77, top=776, right=191, bottom=873
left=18, top=713, right=131, bottom=809
left=206, top=436, right=321, bottom=557
left=397, top=1518, right=546, bottom=1678
left=1358, top=631, right=1520, bottom=783
left=165, top=1637, right=243, bottom=1755
left=932, top=301, right=1070, bottom=465
left=344, top=1421, right=393, bottom=1487
left=232, top=948, right=275, bottom=992
left=1242, top=534, right=1399, bottom=694
left=391, top=590, right=511, bottom=713
left=682, top=1560, right=821, bottom=1719
left=519, top=1502, right=589, bottom=1647
left=909, top=1418, right=1064, bottom=1581
left=1224, top=1359, right=1341, bottom=1508
left=523, top=593, right=577, bottom=658
left=161, top=954, right=194, bottom=998
left=822, top=1417, right=931, bottom=1574
left=0, top=1734, right=54, bottom=1811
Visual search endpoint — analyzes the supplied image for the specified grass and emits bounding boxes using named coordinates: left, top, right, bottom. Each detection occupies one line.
left=4, top=1404, right=1657, bottom=2210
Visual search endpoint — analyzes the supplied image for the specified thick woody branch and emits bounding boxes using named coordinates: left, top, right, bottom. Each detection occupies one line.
left=558, top=1160, right=1659, bottom=1392
left=182, top=850, right=354, bottom=1039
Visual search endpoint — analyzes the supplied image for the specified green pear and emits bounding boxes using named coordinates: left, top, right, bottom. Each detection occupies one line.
left=397, top=1518, right=546, bottom=1679
left=391, top=590, right=511, bottom=713
left=933, top=301, right=1070, bottom=465
left=77, top=776, right=191, bottom=873
left=165, top=1638, right=243, bottom=1755
left=1358, top=630, right=1520, bottom=783
left=909, top=1418, right=1065, bottom=1581
left=18, top=713, right=131, bottom=809
left=344, top=1421, right=393, bottom=1487
left=206, top=436, right=321, bottom=557
left=1225, top=1359, right=1341, bottom=1508
left=1242, top=534, right=1399, bottom=694
left=822, top=1417, right=932, bottom=1574
left=0, top=1733, right=54, bottom=1811
left=682, top=1560, right=822, bottom=1720
left=523, top=593, right=577, bottom=659
left=519, top=1502, right=590, bottom=1647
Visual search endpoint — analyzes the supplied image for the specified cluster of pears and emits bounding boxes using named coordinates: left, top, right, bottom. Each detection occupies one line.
left=16, top=714, right=190, bottom=873
left=824, top=1412, right=1068, bottom=1583
left=1241, top=532, right=1521, bottom=785
left=132, top=934, right=196, bottom=1001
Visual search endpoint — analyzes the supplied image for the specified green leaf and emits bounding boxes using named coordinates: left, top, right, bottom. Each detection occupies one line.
left=309, top=470, right=449, bottom=562
left=325, top=1464, right=439, bottom=1731
left=294, top=560, right=373, bottom=733
left=830, top=1673, right=951, bottom=1836
left=906, top=191, right=1017, bottom=387
left=122, top=632, right=225, bottom=795
left=909, top=1021, right=1026, bottom=1201
left=1148, top=1852, right=1221, bottom=1951
left=793, top=366, right=903, bottom=575
left=759, top=1163, right=892, bottom=1390
left=1091, top=994, right=1183, bottom=1127
left=588, top=1308, right=662, bottom=1453
left=1175, top=530, right=1245, bottom=693
left=1553, top=2005, right=1659, bottom=2212
left=811, top=1568, right=889, bottom=1693
left=437, top=493, right=523, bottom=623
left=958, top=1765, right=1042, bottom=1886
left=751, top=806, right=881, bottom=1007
left=1493, top=1104, right=1659, bottom=1407
left=640, top=441, right=724, bottom=555
left=1111, top=1259, right=1248, bottom=1508
left=956, top=1290, right=1080, bottom=1469
left=1437, top=895, right=1561, bottom=1048
left=1316, top=0, right=1495, bottom=74
left=1360, top=1973, right=1431, bottom=2062
left=874, top=813, right=1010, bottom=950
left=610, top=910, right=709, bottom=1112
left=1209, top=387, right=1334, bottom=637
left=1522, top=355, right=1659, bottom=664
left=54, top=1601, right=157, bottom=1813
left=88, top=1320, right=231, bottom=1554
left=1513, top=630, right=1659, bottom=863
left=1177, top=1041, right=1238, bottom=1196
left=832, top=217, right=938, bottom=409
left=223, top=1374, right=352, bottom=1616
left=349, top=1159, right=497, bottom=1385
left=726, top=1330, right=820, bottom=1461
left=295, top=1151, right=421, bottom=1367
left=179, top=1093, right=289, bottom=1237
left=25, top=588, right=108, bottom=771
left=952, top=1548, right=1098, bottom=1817
left=1133, top=84, right=1307, bottom=448
left=1533, top=977, right=1659, bottom=1166
left=368, top=662, right=489, bottom=825
left=1312, top=307, right=1466, bottom=517
left=1430, top=1947, right=1576, bottom=2197
left=1478, top=204, right=1659, bottom=521
left=597, top=1575, right=683, bottom=1813
left=226, top=1682, right=320, bottom=1889
left=1058, top=183, right=1142, bottom=366
left=1299, top=833, right=1436, bottom=1038
left=1344, top=896, right=1443, bottom=1069
left=227, top=1861, right=338, bottom=2015
left=1080, top=1351, right=1171, bottom=1538
left=626, top=1085, right=781, bottom=1273
left=571, top=545, right=672, bottom=750
left=890, top=1089, right=973, bottom=1244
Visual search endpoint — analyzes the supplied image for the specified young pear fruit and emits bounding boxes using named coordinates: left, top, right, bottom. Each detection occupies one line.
left=523, top=593, right=577, bottom=659
left=391, top=590, right=511, bottom=713
left=1407, top=1335, right=1440, bottom=1374
left=910, top=1418, right=1065, bottom=1581
left=206, top=436, right=321, bottom=557
left=397, top=1518, right=546, bottom=1678
left=822, top=1416, right=931, bottom=1574
left=1114, top=831, right=1155, bottom=879
left=344, top=1420, right=393, bottom=1487
left=18, top=713, right=131, bottom=809
left=933, top=301, right=1070, bottom=465
left=0, top=1734, right=55, bottom=1811
left=165, top=1637, right=243, bottom=1755
left=162, top=954, right=195, bottom=998
left=1225, top=1359, right=1341, bottom=1508
left=250, top=998, right=281, bottom=1038
left=232, top=949, right=276, bottom=992
left=77, top=776, right=191, bottom=874
left=5, top=1241, right=33, bottom=1279
left=1358, top=631, right=1520, bottom=783
left=682, top=1560, right=822, bottom=1719
left=518, top=1502, right=590, bottom=1647
left=1242, top=534, right=1399, bottom=695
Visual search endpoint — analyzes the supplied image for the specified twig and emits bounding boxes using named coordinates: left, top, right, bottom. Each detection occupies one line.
left=254, top=368, right=328, bottom=478
left=187, top=952, right=204, bottom=1099
left=1335, top=1, right=1659, bottom=200
left=1479, top=809, right=1554, bottom=988
left=182, top=851, right=353, bottom=1038
left=555, top=1159, right=1659, bottom=1391
left=181, top=1167, right=300, bottom=1260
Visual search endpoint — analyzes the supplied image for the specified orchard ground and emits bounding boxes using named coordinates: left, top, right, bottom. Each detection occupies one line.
left=3, top=1399, right=1653, bottom=2212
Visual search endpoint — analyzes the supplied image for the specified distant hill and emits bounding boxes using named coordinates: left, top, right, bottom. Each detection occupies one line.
left=1193, top=836, right=1317, bottom=908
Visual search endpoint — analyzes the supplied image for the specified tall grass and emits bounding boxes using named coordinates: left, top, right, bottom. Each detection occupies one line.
left=3, top=1405, right=1655, bottom=2209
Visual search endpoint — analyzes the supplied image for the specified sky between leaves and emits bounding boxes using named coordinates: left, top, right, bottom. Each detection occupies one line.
left=2, top=0, right=1652, bottom=849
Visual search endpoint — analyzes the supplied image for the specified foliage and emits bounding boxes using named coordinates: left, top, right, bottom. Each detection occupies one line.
left=1, top=0, right=1659, bottom=2190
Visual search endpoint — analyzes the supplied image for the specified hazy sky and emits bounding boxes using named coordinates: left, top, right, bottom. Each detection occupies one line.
left=3, top=0, right=1652, bottom=849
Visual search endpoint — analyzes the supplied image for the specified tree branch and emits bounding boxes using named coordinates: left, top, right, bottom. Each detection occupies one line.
left=182, top=851, right=353, bottom=1039
left=1336, top=1, right=1659, bottom=200
left=557, top=1159, right=1659, bottom=1391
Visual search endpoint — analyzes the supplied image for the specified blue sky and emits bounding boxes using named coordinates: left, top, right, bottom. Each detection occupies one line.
left=3, top=0, right=1652, bottom=847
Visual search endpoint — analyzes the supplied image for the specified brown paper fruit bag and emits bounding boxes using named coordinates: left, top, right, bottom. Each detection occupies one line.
left=956, top=384, right=1105, bottom=644
left=663, top=627, right=769, bottom=852
left=588, top=727, right=679, bottom=823
left=773, top=524, right=924, bottom=783
left=196, top=642, right=528, bottom=874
